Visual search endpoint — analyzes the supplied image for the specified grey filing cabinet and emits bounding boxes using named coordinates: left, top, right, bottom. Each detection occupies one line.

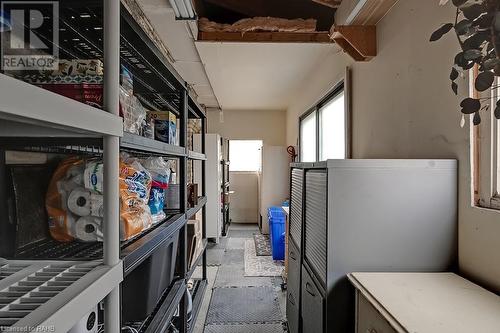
left=286, top=159, right=458, bottom=333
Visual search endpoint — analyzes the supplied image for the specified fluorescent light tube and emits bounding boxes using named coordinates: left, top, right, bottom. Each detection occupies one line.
left=169, top=0, right=195, bottom=19
left=168, top=0, right=181, bottom=17
left=184, top=0, right=195, bottom=18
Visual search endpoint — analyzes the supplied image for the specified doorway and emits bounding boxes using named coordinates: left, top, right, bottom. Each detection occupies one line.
left=228, top=140, right=263, bottom=224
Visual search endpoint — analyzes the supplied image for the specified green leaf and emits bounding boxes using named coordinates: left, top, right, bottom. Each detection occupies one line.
left=473, top=111, right=481, bottom=125
left=463, top=49, right=482, bottom=60
left=463, top=31, right=490, bottom=51
left=462, top=4, right=484, bottom=20
left=451, top=81, right=458, bottom=95
left=450, top=67, right=459, bottom=80
left=460, top=98, right=481, bottom=114
left=495, top=101, right=500, bottom=119
left=452, top=0, right=467, bottom=7
left=430, top=23, right=454, bottom=42
left=481, top=58, right=500, bottom=71
left=455, top=19, right=472, bottom=35
left=475, top=71, right=495, bottom=91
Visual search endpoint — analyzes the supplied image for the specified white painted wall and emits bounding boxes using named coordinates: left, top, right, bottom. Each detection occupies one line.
left=208, top=109, right=286, bottom=146
left=286, top=0, right=500, bottom=291
left=260, top=146, right=290, bottom=234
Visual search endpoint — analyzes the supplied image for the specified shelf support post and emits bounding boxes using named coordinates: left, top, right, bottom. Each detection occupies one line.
left=179, top=86, right=189, bottom=333
left=201, top=116, right=207, bottom=280
left=103, top=0, right=121, bottom=332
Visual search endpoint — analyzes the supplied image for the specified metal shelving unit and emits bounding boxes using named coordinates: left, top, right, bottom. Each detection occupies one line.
left=186, top=239, right=208, bottom=281
left=187, top=279, right=208, bottom=333
left=0, top=0, right=207, bottom=332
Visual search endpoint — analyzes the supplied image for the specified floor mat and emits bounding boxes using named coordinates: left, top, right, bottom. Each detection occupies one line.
left=207, top=237, right=228, bottom=250
left=200, top=248, right=225, bottom=266
left=205, top=287, right=282, bottom=325
left=222, top=249, right=245, bottom=265
left=204, top=323, right=285, bottom=333
left=229, top=223, right=259, bottom=231
left=228, top=229, right=257, bottom=238
left=254, top=234, right=272, bottom=256
left=244, top=240, right=284, bottom=277
left=214, top=264, right=272, bottom=288
left=226, top=238, right=247, bottom=250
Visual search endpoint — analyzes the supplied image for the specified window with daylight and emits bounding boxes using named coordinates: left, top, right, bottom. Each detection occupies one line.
left=229, top=140, right=263, bottom=172
left=299, top=74, right=350, bottom=162
left=474, top=73, right=500, bottom=210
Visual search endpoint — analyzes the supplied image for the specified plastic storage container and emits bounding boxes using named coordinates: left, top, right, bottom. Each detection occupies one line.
left=122, top=229, right=180, bottom=322
left=268, top=206, right=286, bottom=260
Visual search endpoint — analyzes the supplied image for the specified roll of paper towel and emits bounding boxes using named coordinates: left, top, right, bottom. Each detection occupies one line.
left=74, top=216, right=103, bottom=242
left=68, top=188, right=104, bottom=217
left=67, top=188, right=91, bottom=216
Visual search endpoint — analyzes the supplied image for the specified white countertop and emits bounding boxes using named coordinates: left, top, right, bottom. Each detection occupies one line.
left=349, top=272, right=500, bottom=333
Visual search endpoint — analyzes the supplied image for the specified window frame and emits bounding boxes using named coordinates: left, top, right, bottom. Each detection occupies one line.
left=298, top=68, right=351, bottom=162
left=473, top=69, right=500, bottom=210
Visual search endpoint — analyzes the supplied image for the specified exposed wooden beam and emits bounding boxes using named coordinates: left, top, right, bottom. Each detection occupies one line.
left=311, top=0, right=342, bottom=8
left=331, top=25, right=376, bottom=61
left=198, top=31, right=333, bottom=43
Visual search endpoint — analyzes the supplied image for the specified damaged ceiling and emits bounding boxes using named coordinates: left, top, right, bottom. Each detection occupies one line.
left=193, top=0, right=337, bottom=31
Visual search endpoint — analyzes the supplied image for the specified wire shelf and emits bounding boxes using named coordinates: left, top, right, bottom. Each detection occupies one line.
left=11, top=213, right=180, bottom=261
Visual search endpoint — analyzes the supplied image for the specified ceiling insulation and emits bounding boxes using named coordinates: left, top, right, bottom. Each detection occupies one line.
left=198, top=17, right=318, bottom=33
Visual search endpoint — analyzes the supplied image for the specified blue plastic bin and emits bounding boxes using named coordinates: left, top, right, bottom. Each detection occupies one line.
left=268, top=206, right=286, bottom=260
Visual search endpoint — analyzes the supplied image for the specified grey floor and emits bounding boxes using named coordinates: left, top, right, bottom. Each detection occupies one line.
left=192, top=223, right=287, bottom=333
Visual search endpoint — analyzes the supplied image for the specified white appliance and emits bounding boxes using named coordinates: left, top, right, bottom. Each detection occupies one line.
left=259, top=145, right=289, bottom=234
left=194, top=133, right=222, bottom=242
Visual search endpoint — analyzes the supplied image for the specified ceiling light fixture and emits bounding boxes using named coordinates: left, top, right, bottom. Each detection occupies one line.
left=168, top=0, right=196, bottom=20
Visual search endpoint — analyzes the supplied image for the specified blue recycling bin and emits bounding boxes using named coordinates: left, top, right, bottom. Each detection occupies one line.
left=268, top=206, right=286, bottom=260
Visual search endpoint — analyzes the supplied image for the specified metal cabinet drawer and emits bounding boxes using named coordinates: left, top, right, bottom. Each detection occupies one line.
left=356, top=291, right=397, bottom=333
left=287, top=240, right=301, bottom=297
left=301, top=266, right=324, bottom=333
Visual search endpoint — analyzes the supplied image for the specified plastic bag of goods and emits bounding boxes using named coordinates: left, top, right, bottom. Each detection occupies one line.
left=46, top=157, right=104, bottom=242
left=84, top=155, right=153, bottom=240
left=119, top=86, right=146, bottom=135
left=142, top=157, right=172, bottom=224
left=46, top=156, right=153, bottom=242
left=119, top=155, right=153, bottom=240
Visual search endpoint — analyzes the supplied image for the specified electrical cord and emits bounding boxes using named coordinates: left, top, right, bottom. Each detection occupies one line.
left=122, top=326, right=139, bottom=333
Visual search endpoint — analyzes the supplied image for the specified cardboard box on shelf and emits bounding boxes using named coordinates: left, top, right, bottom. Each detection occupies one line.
left=38, top=83, right=103, bottom=109
left=49, top=59, right=104, bottom=76
left=187, top=183, right=199, bottom=208
left=20, top=74, right=103, bottom=85
left=148, top=111, right=177, bottom=144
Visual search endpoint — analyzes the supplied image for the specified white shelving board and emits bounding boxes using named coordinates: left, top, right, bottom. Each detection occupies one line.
left=0, top=74, right=123, bottom=137
left=0, top=259, right=123, bottom=332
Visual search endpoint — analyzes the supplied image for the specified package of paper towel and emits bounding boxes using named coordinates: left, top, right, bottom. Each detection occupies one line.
left=46, top=155, right=154, bottom=242
left=141, top=156, right=171, bottom=224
